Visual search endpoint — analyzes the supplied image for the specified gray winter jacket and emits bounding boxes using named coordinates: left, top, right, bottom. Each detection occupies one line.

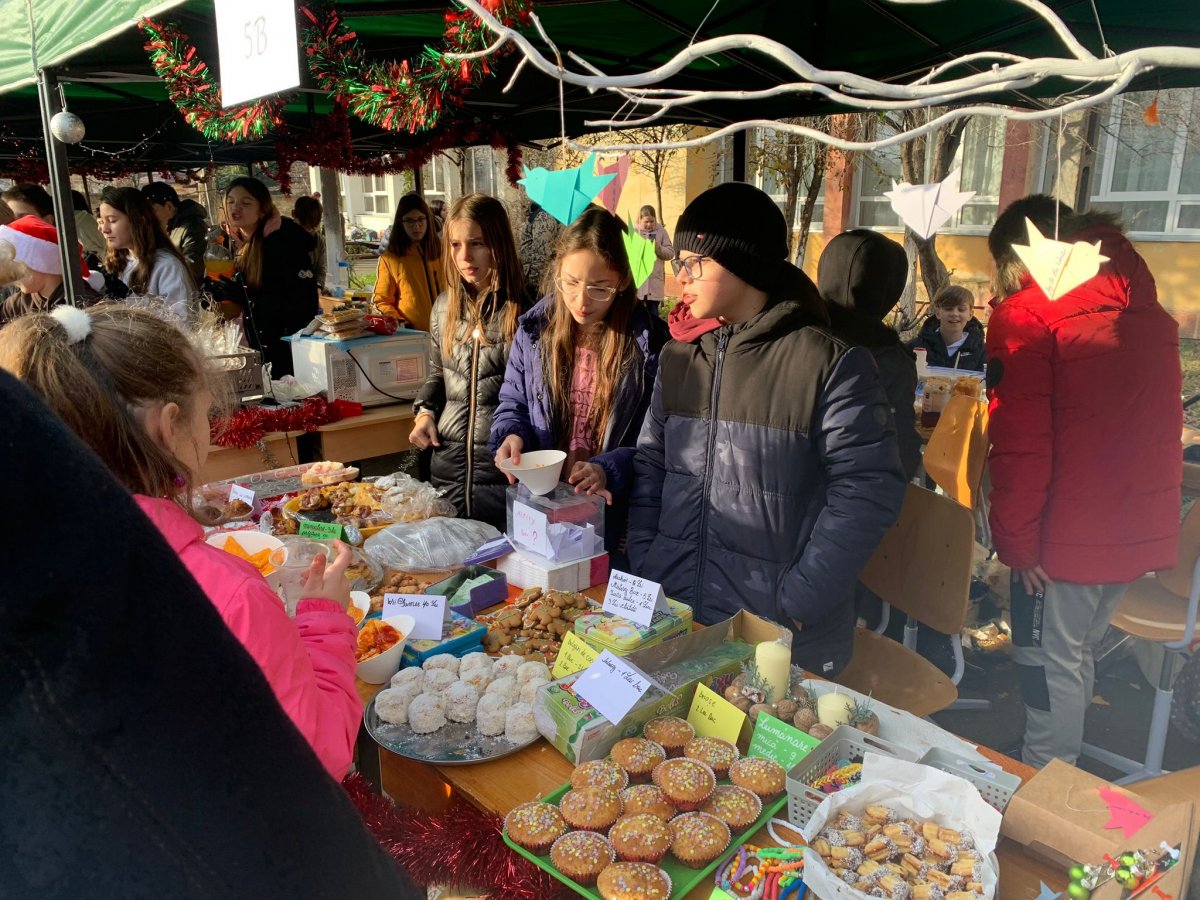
left=628, top=296, right=907, bottom=675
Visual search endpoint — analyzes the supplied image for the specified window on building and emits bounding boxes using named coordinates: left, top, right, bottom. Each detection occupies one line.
left=1089, top=88, right=1200, bottom=236
left=854, top=134, right=903, bottom=229
left=948, top=116, right=1005, bottom=230
left=423, top=155, right=447, bottom=204
left=753, top=129, right=825, bottom=232
left=468, top=147, right=497, bottom=196
left=360, top=175, right=390, bottom=215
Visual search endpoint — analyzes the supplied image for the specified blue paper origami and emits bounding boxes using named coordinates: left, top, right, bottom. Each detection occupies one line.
left=519, top=154, right=616, bottom=226
left=622, top=217, right=657, bottom=290
left=1036, top=881, right=1061, bottom=900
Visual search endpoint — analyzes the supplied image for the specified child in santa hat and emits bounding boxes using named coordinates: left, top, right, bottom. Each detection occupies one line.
left=0, top=215, right=103, bottom=325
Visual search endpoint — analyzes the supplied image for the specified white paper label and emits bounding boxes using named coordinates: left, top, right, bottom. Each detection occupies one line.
left=228, top=483, right=256, bottom=507
left=383, top=593, right=447, bottom=641
left=512, top=502, right=550, bottom=556
left=573, top=650, right=655, bottom=724
left=602, top=569, right=670, bottom=628
left=214, top=0, right=301, bottom=107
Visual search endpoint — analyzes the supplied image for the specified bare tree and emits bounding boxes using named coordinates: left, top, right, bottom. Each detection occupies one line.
left=622, top=124, right=690, bottom=217
left=748, top=118, right=831, bottom=263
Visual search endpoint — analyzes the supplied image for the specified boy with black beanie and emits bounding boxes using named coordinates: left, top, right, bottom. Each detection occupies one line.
left=629, top=183, right=906, bottom=675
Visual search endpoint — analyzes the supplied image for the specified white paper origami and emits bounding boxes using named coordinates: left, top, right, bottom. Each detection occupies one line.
left=884, top=168, right=976, bottom=239
left=1011, top=218, right=1109, bottom=300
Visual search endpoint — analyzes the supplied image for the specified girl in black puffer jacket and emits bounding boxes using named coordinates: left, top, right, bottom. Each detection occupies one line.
left=410, top=194, right=528, bottom=528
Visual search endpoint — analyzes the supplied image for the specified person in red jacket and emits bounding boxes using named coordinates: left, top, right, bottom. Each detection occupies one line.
left=986, top=195, right=1182, bottom=768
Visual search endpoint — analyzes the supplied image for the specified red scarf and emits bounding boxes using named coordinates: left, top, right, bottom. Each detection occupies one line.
left=668, top=301, right=722, bottom=342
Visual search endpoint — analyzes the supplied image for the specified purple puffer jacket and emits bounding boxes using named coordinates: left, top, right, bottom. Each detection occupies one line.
left=488, top=296, right=668, bottom=502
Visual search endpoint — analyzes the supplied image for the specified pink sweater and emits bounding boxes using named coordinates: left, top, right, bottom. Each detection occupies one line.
left=135, top=496, right=360, bottom=777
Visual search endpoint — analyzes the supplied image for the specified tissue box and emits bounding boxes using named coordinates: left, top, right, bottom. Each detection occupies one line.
left=533, top=610, right=787, bottom=764
left=496, top=547, right=610, bottom=591
left=574, top=599, right=693, bottom=655
left=506, top=484, right=605, bottom=562
left=426, top=566, right=508, bottom=616
left=400, top=610, right=487, bottom=668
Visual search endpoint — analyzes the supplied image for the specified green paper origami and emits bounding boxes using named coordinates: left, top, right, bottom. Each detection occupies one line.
left=623, top=217, right=657, bottom=290
left=518, top=154, right=616, bottom=226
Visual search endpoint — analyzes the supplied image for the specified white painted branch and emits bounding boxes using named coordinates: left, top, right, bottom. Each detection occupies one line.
left=885, top=0, right=1097, bottom=60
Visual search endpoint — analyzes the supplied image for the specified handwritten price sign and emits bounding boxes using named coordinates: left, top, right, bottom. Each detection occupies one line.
left=602, top=569, right=670, bottom=628
left=687, top=682, right=746, bottom=744
left=551, top=632, right=600, bottom=679
left=512, top=502, right=551, bottom=557
left=383, top=593, right=447, bottom=640
left=573, top=650, right=657, bottom=724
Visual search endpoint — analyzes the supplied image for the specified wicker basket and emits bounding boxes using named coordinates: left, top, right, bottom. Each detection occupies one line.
left=208, top=350, right=262, bottom=402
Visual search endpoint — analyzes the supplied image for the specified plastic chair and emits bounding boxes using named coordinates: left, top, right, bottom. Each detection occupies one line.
left=1079, top=504, right=1200, bottom=784
left=831, top=484, right=984, bottom=717
left=924, top=393, right=989, bottom=509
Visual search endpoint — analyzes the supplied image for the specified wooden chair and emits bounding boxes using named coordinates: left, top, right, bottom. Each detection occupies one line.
left=830, top=484, right=978, bottom=717
left=1079, top=503, right=1200, bottom=784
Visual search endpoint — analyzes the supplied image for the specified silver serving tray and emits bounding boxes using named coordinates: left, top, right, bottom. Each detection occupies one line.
left=363, top=694, right=541, bottom=766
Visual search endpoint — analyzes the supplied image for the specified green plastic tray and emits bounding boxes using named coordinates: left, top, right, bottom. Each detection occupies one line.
left=503, top=780, right=787, bottom=899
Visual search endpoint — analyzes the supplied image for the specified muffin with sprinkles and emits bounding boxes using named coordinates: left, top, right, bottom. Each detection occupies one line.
left=608, top=814, right=673, bottom=864
left=503, top=801, right=567, bottom=855
left=651, top=757, right=716, bottom=812
left=668, top=811, right=731, bottom=869
left=549, top=831, right=615, bottom=886
left=571, top=758, right=630, bottom=793
left=728, top=756, right=787, bottom=800
left=559, top=786, right=624, bottom=832
left=597, top=862, right=673, bottom=900
left=683, top=736, right=740, bottom=779
left=619, top=785, right=676, bottom=822
left=642, top=716, right=694, bottom=757
left=700, top=785, right=763, bottom=830
left=610, top=737, right=667, bottom=783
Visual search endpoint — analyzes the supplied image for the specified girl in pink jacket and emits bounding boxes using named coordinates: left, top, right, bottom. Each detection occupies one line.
left=0, top=303, right=360, bottom=778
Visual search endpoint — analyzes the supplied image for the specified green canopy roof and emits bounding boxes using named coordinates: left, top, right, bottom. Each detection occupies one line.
left=1, top=0, right=1198, bottom=170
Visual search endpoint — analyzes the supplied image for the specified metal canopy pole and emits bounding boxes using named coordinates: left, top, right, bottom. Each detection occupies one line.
left=35, top=66, right=85, bottom=307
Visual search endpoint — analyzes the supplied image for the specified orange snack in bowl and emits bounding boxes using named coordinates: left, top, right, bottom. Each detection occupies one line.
left=356, top=620, right=401, bottom=661
left=348, top=604, right=366, bottom=626
left=222, top=535, right=278, bottom=576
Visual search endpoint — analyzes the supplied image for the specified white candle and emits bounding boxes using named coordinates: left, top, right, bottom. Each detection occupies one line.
left=817, top=692, right=855, bottom=727
left=755, top=640, right=791, bottom=704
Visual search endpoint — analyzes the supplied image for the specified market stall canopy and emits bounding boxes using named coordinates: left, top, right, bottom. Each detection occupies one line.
left=1, top=0, right=1199, bottom=170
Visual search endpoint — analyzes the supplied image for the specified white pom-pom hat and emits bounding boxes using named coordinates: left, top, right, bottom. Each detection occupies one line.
left=50, top=305, right=92, bottom=344
left=0, top=215, right=105, bottom=291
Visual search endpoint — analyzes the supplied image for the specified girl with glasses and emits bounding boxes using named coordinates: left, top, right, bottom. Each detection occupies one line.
left=490, top=208, right=668, bottom=557
left=409, top=194, right=528, bottom=528
left=373, top=193, right=443, bottom=331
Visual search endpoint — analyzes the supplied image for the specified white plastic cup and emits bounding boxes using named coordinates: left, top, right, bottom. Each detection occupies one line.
left=497, top=449, right=567, bottom=496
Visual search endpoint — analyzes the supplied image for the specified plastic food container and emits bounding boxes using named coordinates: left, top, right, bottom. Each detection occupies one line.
left=573, top=599, right=693, bottom=655
left=398, top=610, right=487, bottom=669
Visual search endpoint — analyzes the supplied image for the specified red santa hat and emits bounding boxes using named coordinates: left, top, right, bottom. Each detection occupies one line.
left=0, top=215, right=105, bottom=290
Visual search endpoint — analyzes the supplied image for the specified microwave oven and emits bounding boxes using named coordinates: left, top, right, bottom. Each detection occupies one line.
left=288, top=331, right=430, bottom=407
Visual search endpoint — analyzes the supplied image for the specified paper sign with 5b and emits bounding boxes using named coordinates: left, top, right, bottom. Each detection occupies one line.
left=384, top=593, right=447, bottom=641
left=603, top=569, right=670, bottom=628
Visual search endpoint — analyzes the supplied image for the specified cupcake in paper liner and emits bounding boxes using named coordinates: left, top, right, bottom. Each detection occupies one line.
left=596, top=861, right=672, bottom=900
left=668, top=811, right=731, bottom=869
left=619, top=784, right=677, bottom=822
left=609, top=813, right=673, bottom=865
left=559, top=786, right=624, bottom=832
left=503, top=801, right=567, bottom=856
left=610, top=737, right=666, bottom=783
left=700, top=784, right=763, bottom=831
left=549, top=830, right=615, bottom=886
left=642, top=716, right=694, bottom=757
left=571, top=758, right=630, bottom=793
left=651, top=757, right=716, bottom=812
left=682, top=736, right=740, bottom=779
left=728, top=756, right=787, bottom=800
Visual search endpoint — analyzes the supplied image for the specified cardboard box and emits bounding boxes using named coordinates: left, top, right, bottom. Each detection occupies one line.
left=533, top=610, right=790, bottom=764
left=1000, top=759, right=1197, bottom=898
left=495, top=547, right=609, bottom=591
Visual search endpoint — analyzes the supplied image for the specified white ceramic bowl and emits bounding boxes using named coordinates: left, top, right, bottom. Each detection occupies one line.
left=205, top=530, right=287, bottom=591
left=497, top=449, right=567, bottom=496
left=355, top=614, right=415, bottom=684
left=349, top=590, right=371, bottom=628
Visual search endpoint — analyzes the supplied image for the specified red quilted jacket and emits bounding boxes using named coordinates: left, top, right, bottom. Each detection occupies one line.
left=985, top=223, right=1182, bottom=583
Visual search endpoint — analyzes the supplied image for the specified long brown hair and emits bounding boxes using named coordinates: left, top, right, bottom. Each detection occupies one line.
left=225, top=176, right=276, bottom=290
left=100, top=186, right=191, bottom=293
left=0, top=304, right=226, bottom=507
left=541, top=207, right=640, bottom=451
left=439, top=193, right=524, bottom=356
left=386, top=193, right=440, bottom=261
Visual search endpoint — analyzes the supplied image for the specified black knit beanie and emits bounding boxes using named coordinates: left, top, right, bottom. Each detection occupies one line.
left=674, top=182, right=789, bottom=292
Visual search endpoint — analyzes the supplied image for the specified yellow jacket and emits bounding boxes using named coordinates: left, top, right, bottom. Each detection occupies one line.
left=372, top=245, right=442, bottom=331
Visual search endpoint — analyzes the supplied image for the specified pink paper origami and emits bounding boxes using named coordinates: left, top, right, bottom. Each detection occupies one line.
left=1099, top=786, right=1153, bottom=839
left=595, top=156, right=631, bottom=215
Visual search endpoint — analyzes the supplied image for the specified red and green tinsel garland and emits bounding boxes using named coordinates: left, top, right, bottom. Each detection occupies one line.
left=210, top=397, right=340, bottom=449
left=140, top=18, right=291, bottom=142
left=300, top=1, right=532, bottom=134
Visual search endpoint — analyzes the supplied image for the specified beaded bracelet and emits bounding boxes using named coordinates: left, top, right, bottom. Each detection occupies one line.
left=810, top=762, right=862, bottom=793
left=717, top=844, right=806, bottom=900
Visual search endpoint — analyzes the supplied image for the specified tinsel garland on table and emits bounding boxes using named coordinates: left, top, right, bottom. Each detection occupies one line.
left=342, top=774, right=567, bottom=900
left=300, top=0, right=533, bottom=134
left=210, top=397, right=340, bottom=449
left=139, top=18, right=291, bottom=142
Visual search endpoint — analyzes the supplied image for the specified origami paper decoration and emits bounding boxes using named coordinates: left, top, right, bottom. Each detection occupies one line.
left=884, top=168, right=976, bottom=239
left=622, top=217, right=657, bottom=289
left=518, top=153, right=616, bottom=226
left=1012, top=218, right=1109, bottom=301
left=595, top=155, right=631, bottom=214
left=1036, top=881, right=1061, bottom=900
left=1099, top=786, right=1154, bottom=839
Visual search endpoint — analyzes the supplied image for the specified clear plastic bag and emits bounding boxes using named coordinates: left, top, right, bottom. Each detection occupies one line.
left=363, top=518, right=501, bottom=573
left=371, top=472, right=457, bottom=522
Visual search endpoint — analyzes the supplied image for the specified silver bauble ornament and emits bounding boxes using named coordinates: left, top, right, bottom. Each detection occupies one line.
left=50, top=110, right=85, bottom=144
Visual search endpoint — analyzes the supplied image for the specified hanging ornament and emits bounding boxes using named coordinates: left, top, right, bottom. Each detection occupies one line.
left=1143, top=95, right=1160, bottom=126
left=49, top=110, right=86, bottom=144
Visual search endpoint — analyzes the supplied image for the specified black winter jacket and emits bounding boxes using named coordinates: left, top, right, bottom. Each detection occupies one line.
left=628, top=294, right=907, bottom=676
left=242, top=217, right=319, bottom=378
left=908, top=316, right=986, bottom=370
left=170, top=198, right=210, bottom=283
left=415, top=289, right=527, bottom=527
